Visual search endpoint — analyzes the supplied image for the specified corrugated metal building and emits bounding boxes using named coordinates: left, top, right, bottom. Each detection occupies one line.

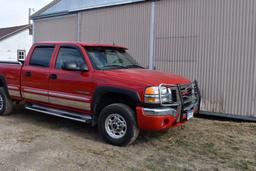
left=31, top=0, right=256, bottom=120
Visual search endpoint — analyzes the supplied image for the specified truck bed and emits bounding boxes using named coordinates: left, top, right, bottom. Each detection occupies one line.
left=0, top=62, right=22, bottom=99
left=0, top=61, right=22, bottom=65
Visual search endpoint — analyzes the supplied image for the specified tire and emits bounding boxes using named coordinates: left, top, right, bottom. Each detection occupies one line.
left=98, top=103, right=139, bottom=146
left=0, top=87, right=13, bottom=116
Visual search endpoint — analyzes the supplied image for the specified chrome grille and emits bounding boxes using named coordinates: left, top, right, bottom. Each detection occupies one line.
left=180, top=83, right=198, bottom=111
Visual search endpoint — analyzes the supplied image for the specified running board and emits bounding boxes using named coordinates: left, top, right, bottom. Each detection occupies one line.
left=25, top=104, right=92, bottom=123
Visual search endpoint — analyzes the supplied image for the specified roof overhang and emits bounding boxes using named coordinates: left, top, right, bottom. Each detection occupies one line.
left=31, top=0, right=148, bottom=20
left=0, top=25, right=32, bottom=41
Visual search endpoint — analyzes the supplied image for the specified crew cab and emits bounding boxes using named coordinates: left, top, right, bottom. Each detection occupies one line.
left=0, top=41, right=200, bottom=146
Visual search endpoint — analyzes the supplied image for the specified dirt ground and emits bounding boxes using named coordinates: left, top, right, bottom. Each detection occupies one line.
left=0, top=105, right=255, bottom=171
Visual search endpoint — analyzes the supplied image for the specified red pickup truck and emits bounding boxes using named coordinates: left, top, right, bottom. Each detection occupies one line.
left=0, top=41, right=200, bottom=146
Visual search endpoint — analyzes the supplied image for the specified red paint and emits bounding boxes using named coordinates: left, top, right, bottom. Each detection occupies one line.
left=0, top=41, right=195, bottom=131
left=136, top=107, right=188, bottom=130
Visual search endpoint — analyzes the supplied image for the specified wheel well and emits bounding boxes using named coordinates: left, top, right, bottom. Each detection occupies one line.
left=94, top=92, right=137, bottom=117
left=0, top=77, right=7, bottom=91
left=0, top=78, right=4, bottom=87
left=0, top=77, right=10, bottom=97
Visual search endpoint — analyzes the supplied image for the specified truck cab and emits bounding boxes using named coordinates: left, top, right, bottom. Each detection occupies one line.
left=0, top=41, right=200, bottom=146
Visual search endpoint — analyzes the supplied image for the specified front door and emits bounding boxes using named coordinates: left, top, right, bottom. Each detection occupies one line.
left=21, top=45, right=55, bottom=104
left=48, top=45, right=92, bottom=113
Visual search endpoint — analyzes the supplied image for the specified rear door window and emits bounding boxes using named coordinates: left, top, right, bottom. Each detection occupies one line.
left=29, top=46, right=54, bottom=67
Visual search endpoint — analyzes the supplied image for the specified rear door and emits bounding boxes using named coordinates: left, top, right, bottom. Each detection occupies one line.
left=21, top=45, right=55, bottom=104
left=48, top=45, right=92, bottom=113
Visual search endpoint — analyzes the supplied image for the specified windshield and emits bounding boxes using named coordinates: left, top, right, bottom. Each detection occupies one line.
left=85, top=47, right=144, bottom=70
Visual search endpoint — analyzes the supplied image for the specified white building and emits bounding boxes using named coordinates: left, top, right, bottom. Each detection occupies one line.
left=0, top=25, right=33, bottom=62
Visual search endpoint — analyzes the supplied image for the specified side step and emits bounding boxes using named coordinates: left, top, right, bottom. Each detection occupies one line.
left=25, top=104, right=92, bottom=123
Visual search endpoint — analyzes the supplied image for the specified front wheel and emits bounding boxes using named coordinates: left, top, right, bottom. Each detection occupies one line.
left=98, top=103, right=139, bottom=146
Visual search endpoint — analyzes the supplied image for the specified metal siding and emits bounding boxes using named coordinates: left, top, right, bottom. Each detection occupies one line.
left=32, top=0, right=256, bottom=118
left=252, top=1, right=256, bottom=117
left=155, top=0, right=256, bottom=117
left=80, top=2, right=151, bottom=67
left=34, top=14, right=78, bottom=42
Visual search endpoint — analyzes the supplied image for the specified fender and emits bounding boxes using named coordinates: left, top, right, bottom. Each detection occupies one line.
left=92, top=86, right=141, bottom=112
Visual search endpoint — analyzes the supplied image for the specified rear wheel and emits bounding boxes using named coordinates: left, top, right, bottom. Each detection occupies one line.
left=0, top=87, right=13, bottom=116
left=98, top=103, right=139, bottom=146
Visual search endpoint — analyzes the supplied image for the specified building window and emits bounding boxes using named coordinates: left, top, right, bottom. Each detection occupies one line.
left=17, top=50, right=26, bottom=61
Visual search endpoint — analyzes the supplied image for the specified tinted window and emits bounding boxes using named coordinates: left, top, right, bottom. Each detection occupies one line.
left=55, top=47, right=86, bottom=69
left=29, top=46, right=54, bottom=67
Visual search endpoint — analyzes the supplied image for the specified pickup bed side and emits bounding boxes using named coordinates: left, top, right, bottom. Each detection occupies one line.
left=0, top=62, right=22, bottom=100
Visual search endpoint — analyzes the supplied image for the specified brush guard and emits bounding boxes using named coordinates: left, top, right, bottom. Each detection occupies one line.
left=158, top=80, right=201, bottom=122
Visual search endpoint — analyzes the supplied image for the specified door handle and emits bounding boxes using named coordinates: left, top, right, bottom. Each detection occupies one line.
left=24, top=71, right=32, bottom=77
left=49, top=74, right=58, bottom=80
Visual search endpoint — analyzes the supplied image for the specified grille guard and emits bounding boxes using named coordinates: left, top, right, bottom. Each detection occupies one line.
left=158, top=80, right=201, bottom=122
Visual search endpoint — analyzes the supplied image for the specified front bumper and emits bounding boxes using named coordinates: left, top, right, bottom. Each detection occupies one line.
left=136, top=106, right=199, bottom=131
left=136, top=81, right=201, bottom=131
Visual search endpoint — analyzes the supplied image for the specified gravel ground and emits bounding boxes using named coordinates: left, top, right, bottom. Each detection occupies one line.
left=0, top=105, right=256, bottom=171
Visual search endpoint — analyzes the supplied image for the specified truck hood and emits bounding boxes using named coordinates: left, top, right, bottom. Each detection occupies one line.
left=103, top=69, right=191, bottom=86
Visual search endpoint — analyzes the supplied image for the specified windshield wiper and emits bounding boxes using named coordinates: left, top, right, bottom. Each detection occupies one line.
left=125, top=64, right=144, bottom=69
left=101, top=65, right=128, bottom=69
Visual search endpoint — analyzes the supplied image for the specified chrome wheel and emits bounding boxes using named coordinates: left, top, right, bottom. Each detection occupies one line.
left=105, top=113, right=127, bottom=139
left=0, top=95, right=3, bottom=111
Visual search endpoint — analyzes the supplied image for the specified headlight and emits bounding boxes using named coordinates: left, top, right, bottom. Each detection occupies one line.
left=144, top=86, right=172, bottom=104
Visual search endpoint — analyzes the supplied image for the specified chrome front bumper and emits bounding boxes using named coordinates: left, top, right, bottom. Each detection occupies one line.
left=143, top=107, right=177, bottom=117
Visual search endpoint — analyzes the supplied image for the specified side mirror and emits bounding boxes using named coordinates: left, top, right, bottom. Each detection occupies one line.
left=62, top=62, right=88, bottom=72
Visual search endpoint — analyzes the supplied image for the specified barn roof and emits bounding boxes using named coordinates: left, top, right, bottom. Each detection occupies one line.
left=0, top=25, right=31, bottom=41
left=31, top=0, right=146, bottom=20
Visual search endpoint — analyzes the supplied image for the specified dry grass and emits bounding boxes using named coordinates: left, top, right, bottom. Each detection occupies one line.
left=0, top=105, right=255, bottom=171
left=137, top=118, right=256, bottom=171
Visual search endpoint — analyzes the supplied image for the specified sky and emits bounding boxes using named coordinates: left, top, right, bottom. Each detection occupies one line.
left=0, top=0, right=53, bottom=28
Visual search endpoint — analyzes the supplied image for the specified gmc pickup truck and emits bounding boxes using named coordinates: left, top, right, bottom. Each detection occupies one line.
left=0, top=41, right=200, bottom=146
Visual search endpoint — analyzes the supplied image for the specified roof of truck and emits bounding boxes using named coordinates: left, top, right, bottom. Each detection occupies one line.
left=34, top=41, right=127, bottom=49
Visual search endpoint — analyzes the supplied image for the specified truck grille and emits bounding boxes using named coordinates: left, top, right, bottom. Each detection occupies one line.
left=159, top=81, right=200, bottom=122
left=169, top=85, right=195, bottom=103
left=179, top=84, right=197, bottom=111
